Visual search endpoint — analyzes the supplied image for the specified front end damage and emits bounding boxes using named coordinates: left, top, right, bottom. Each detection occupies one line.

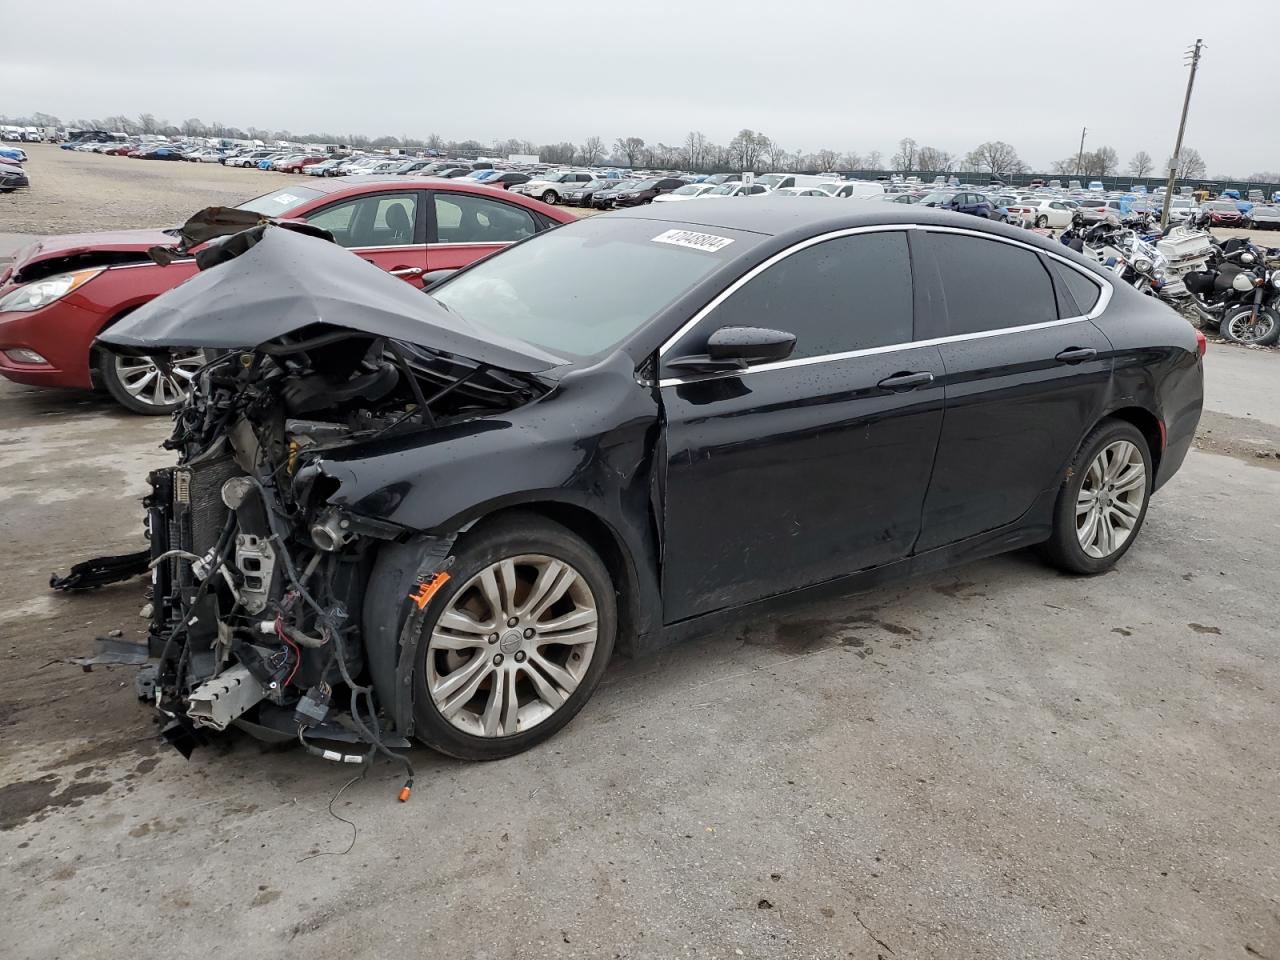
left=63, top=223, right=559, bottom=775
left=139, top=329, right=547, bottom=765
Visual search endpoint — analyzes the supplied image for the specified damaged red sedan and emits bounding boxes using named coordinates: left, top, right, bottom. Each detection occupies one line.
left=0, top=179, right=571, bottom=412
left=63, top=200, right=1202, bottom=778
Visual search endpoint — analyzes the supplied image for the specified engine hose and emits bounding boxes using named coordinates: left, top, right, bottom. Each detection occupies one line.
left=156, top=509, right=238, bottom=687
left=245, top=476, right=415, bottom=783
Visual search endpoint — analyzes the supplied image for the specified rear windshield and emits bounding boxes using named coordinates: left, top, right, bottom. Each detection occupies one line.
left=237, top=186, right=325, bottom=216
left=431, top=217, right=757, bottom=361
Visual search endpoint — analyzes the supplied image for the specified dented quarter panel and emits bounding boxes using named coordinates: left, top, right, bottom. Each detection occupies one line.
left=318, top=350, right=666, bottom=638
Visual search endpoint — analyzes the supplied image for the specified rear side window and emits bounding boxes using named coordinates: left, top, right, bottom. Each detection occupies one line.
left=1049, top=260, right=1102, bottom=315
left=926, top=233, right=1057, bottom=334
left=689, top=231, right=913, bottom=360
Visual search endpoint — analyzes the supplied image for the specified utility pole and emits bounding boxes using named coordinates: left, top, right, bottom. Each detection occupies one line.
left=1075, top=126, right=1087, bottom=177
left=1160, top=39, right=1204, bottom=230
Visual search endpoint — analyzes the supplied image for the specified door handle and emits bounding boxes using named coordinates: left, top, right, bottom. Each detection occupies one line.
left=1055, top=347, right=1097, bottom=364
left=877, top=371, right=935, bottom=391
left=388, top=266, right=425, bottom=277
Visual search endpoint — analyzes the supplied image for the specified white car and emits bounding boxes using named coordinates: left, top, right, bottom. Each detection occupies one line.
left=773, top=187, right=832, bottom=197
left=701, top=182, right=771, bottom=198
left=818, top=180, right=886, bottom=199
left=511, top=170, right=597, bottom=204
left=348, top=159, right=403, bottom=176
left=651, top=183, right=719, bottom=203
left=190, top=150, right=224, bottom=163
left=1005, top=198, right=1074, bottom=229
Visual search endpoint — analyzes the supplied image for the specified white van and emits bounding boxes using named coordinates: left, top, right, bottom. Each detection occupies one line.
left=755, top=173, right=835, bottom=190
left=818, top=180, right=885, bottom=200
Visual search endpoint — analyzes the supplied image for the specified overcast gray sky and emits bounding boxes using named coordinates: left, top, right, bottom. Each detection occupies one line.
left=3, top=0, right=1275, bottom=175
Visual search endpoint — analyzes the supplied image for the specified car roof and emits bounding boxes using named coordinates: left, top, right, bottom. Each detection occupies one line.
left=603, top=197, right=1069, bottom=246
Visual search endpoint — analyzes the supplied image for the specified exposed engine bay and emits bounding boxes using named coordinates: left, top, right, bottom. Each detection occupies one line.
left=53, top=219, right=559, bottom=783
left=139, top=326, right=545, bottom=768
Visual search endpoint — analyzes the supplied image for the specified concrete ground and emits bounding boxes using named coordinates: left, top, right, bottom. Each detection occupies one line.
left=2, top=150, right=1280, bottom=959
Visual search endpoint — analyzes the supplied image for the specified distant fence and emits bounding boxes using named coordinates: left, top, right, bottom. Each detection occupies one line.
left=831, top=169, right=1280, bottom=198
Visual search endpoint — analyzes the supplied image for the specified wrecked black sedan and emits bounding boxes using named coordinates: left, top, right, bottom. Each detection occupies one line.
left=82, top=199, right=1202, bottom=769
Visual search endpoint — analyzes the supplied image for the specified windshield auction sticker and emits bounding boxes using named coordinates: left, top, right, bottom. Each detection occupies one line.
left=273, top=193, right=301, bottom=205
left=651, top=229, right=735, bottom=252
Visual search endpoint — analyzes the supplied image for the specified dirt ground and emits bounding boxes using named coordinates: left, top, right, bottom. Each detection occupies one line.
left=2, top=149, right=1279, bottom=960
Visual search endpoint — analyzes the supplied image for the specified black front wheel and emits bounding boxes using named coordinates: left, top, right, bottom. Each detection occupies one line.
left=1219, top=306, right=1280, bottom=346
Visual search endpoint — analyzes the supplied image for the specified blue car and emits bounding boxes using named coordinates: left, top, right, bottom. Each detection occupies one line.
left=917, top=189, right=998, bottom=219
left=0, top=146, right=26, bottom=163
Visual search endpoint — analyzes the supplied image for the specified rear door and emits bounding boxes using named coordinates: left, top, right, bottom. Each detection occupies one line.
left=659, top=229, right=945, bottom=622
left=301, top=189, right=430, bottom=285
left=426, top=190, right=543, bottom=271
left=912, top=228, right=1113, bottom=551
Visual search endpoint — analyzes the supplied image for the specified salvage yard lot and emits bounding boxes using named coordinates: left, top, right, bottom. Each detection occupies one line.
left=2, top=148, right=1280, bottom=960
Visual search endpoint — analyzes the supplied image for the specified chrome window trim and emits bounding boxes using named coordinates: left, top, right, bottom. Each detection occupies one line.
left=655, top=222, right=1113, bottom=388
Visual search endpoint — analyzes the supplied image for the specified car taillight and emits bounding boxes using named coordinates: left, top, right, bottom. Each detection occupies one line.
left=1195, top=329, right=1207, bottom=357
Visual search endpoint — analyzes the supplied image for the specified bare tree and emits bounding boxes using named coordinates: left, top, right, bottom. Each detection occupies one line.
left=916, top=145, right=953, bottom=172
left=181, top=118, right=205, bottom=137
left=1128, top=150, right=1154, bottom=177
left=729, top=129, right=767, bottom=171
left=891, top=138, right=918, bottom=172
left=1246, top=171, right=1280, bottom=183
left=578, top=135, right=604, bottom=165
left=865, top=150, right=883, bottom=170
left=842, top=151, right=863, bottom=170
left=964, top=141, right=1025, bottom=176
left=1167, top=147, right=1207, bottom=179
left=137, top=113, right=159, bottom=134
left=765, top=138, right=789, bottom=170
left=814, top=149, right=840, bottom=172
left=682, top=131, right=709, bottom=171
left=613, top=136, right=646, bottom=168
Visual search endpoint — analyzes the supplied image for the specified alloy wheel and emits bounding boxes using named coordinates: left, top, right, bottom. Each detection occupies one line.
left=426, top=554, right=599, bottom=738
left=112, top=351, right=203, bottom=408
left=1075, top=440, right=1146, bottom=559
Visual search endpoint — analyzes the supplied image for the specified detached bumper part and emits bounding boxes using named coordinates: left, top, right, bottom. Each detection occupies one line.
left=186, top=664, right=267, bottom=731
left=50, top=549, right=150, bottom=591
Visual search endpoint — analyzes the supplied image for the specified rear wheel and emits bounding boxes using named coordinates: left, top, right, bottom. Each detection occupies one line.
left=97, top=349, right=205, bottom=414
left=1038, top=419, right=1152, bottom=575
left=1220, top=305, right=1280, bottom=346
left=541, top=190, right=557, bottom=205
left=1035, top=215, right=1048, bottom=228
left=412, top=513, right=616, bottom=760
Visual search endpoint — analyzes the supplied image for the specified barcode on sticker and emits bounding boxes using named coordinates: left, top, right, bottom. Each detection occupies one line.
left=273, top=193, right=300, bottom=205
left=651, top=229, right=735, bottom=252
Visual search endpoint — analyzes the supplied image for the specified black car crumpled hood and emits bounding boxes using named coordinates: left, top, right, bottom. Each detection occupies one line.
left=96, top=225, right=563, bottom=374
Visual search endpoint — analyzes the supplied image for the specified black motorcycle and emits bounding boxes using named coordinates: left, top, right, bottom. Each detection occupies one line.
left=1182, top=238, right=1280, bottom=345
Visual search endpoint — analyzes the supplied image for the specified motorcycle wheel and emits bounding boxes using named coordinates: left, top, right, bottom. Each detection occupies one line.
left=1220, top=306, right=1280, bottom=347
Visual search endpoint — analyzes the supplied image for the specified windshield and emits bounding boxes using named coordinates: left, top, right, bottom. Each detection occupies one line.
left=431, top=218, right=756, bottom=362
left=920, top=191, right=955, bottom=204
left=707, top=184, right=739, bottom=195
left=236, top=186, right=325, bottom=216
left=756, top=174, right=785, bottom=188
left=1207, top=201, right=1237, bottom=210
left=631, top=179, right=659, bottom=190
left=671, top=185, right=703, bottom=195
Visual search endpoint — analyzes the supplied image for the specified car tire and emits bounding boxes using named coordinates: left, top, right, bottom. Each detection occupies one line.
left=541, top=190, right=557, bottom=205
left=1220, top=306, right=1280, bottom=346
left=97, top=348, right=208, bottom=415
left=411, top=512, right=616, bottom=761
left=1035, top=215, right=1048, bottom=228
left=1037, top=418, right=1152, bottom=575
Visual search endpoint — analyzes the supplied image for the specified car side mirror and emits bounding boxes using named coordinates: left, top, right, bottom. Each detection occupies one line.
left=667, top=326, right=796, bottom=373
left=421, top=269, right=457, bottom=290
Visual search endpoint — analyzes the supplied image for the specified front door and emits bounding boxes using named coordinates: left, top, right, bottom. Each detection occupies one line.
left=658, top=229, right=944, bottom=623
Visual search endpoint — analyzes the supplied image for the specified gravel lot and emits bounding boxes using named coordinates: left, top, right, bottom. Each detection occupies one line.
left=2, top=149, right=1279, bottom=960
